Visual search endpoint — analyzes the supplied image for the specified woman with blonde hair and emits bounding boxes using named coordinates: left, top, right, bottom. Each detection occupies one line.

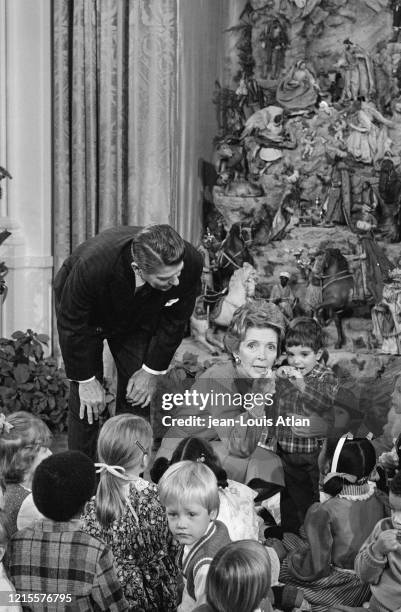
left=81, top=414, right=178, bottom=611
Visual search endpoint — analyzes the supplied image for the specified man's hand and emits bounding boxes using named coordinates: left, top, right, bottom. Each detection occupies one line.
left=79, top=379, right=106, bottom=424
left=289, top=413, right=328, bottom=438
left=372, top=529, right=401, bottom=558
left=126, top=369, right=157, bottom=407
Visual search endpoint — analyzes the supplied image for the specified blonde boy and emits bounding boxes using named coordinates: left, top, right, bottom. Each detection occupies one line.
left=159, top=461, right=231, bottom=612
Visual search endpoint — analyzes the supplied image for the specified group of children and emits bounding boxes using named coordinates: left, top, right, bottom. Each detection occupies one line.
left=0, top=315, right=399, bottom=611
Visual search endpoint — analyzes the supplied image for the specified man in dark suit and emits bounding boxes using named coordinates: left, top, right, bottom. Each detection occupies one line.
left=54, top=225, right=203, bottom=459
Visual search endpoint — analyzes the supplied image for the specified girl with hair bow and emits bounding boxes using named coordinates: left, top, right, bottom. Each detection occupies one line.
left=275, top=436, right=388, bottom=611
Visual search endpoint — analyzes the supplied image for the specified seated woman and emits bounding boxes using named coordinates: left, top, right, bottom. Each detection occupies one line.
left=156, top=300, right=286, bottom=492
left=276, top=59, right=319, bottom=111
left=276, top=437, right=388, bottom=611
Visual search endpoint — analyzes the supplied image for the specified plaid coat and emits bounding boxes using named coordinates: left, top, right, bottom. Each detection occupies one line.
left=8, top=519, right=128, bottom=611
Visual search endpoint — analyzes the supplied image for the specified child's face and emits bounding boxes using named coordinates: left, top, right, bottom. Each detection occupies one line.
left=286, top=345, right=319, bottom=376
left=334, top=406, right=351, bottom=431
left=165, top=500, right=216, bottom=546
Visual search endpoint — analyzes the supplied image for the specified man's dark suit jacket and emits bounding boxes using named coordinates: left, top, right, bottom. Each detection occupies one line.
left=54, top=227, right=203, bottom=381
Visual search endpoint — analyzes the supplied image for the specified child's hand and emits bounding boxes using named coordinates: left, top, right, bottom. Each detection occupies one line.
left=276, top=365, right=301, bottom=379
left=276, top=366, right=305, bottom=392
left=378, top=448, right=399, bottom=470
left=371, top=529, right=401, bottom=558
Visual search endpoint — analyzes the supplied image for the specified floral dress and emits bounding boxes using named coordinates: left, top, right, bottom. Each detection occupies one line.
left=81, top=477, right=178, bottom=612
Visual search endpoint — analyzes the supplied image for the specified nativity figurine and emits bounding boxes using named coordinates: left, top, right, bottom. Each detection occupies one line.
left=269, top=270, right=296, bottom=319
left=276, top=59, right=320, bottom=111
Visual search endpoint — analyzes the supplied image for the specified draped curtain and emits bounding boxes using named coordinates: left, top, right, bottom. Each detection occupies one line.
left=53, top=0, right=179, bottom=274
left=52, top=0, right=240, bottom=355
left=53, top=0, right=239, bottom=268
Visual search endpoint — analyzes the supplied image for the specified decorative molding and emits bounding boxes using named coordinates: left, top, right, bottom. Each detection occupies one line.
left=0, top=0, right=8, bottom=217
left=0, top=1, right=52, bottom=342
left=6, top=255, right=53, bottom=270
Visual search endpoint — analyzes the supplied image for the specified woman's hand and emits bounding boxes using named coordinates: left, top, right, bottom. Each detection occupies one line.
left=252, top=371, right=276, bottom=397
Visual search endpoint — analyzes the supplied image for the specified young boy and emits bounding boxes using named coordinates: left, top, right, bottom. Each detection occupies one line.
left=275, top=317, right=339, bottom=534
left=158, top=460, right=231, bottom=612
left=8, top=451, right=128, bottom=611
left=354, top=470, right=401, bottom=612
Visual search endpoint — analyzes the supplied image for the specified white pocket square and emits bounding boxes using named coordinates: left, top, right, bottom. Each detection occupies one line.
left=165, top=298, right=179, bottom=307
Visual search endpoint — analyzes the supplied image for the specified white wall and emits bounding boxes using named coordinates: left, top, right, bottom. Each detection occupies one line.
left=0, top=0, right=52, bottom=343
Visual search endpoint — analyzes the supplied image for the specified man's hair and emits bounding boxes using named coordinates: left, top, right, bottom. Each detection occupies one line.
left=205, top=540, right=271, bottom=612
left=131, top=225, right=185, bottom=273
left=285, top=317, right=324, bottom=352
left=158, top=460, right=220, bottom=514
left=33, top=451, right=95, bottom=522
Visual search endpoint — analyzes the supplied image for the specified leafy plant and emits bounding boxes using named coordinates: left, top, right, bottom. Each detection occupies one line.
left=0, top=330, right=69, bottom=432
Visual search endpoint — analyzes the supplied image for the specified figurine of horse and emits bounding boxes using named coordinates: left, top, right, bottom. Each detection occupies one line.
left=190, top=296, right=224, bottom=354
left=213, top=222, right=255, bottom=291
left=190, top=263, right=258, bottom=354
left=211, top=262, right=258, bottom=327
left=304, top=248, right=354, bottom=349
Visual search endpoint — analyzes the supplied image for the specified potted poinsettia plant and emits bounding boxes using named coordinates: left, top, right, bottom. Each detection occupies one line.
left=0, top=330, right=69, bottom=432
left=0, top=329, right=116, bottom=436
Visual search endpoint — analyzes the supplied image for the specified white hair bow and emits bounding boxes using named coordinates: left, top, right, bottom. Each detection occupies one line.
left=323, top=472, right=357, bottom=485
left=94, top=463, right=131, bottom=480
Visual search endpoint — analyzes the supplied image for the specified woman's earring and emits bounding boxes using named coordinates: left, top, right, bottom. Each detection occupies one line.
left=234, top=354, right=241, bottom=365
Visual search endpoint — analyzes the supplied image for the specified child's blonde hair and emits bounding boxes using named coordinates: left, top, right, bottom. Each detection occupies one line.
left=158, top=460, right=220, bottom=514
left=0, top=411, right=52, bottom=484
left=205, top=540, right=272, bottom=612
left=95, top=414, right=152, bottom=527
